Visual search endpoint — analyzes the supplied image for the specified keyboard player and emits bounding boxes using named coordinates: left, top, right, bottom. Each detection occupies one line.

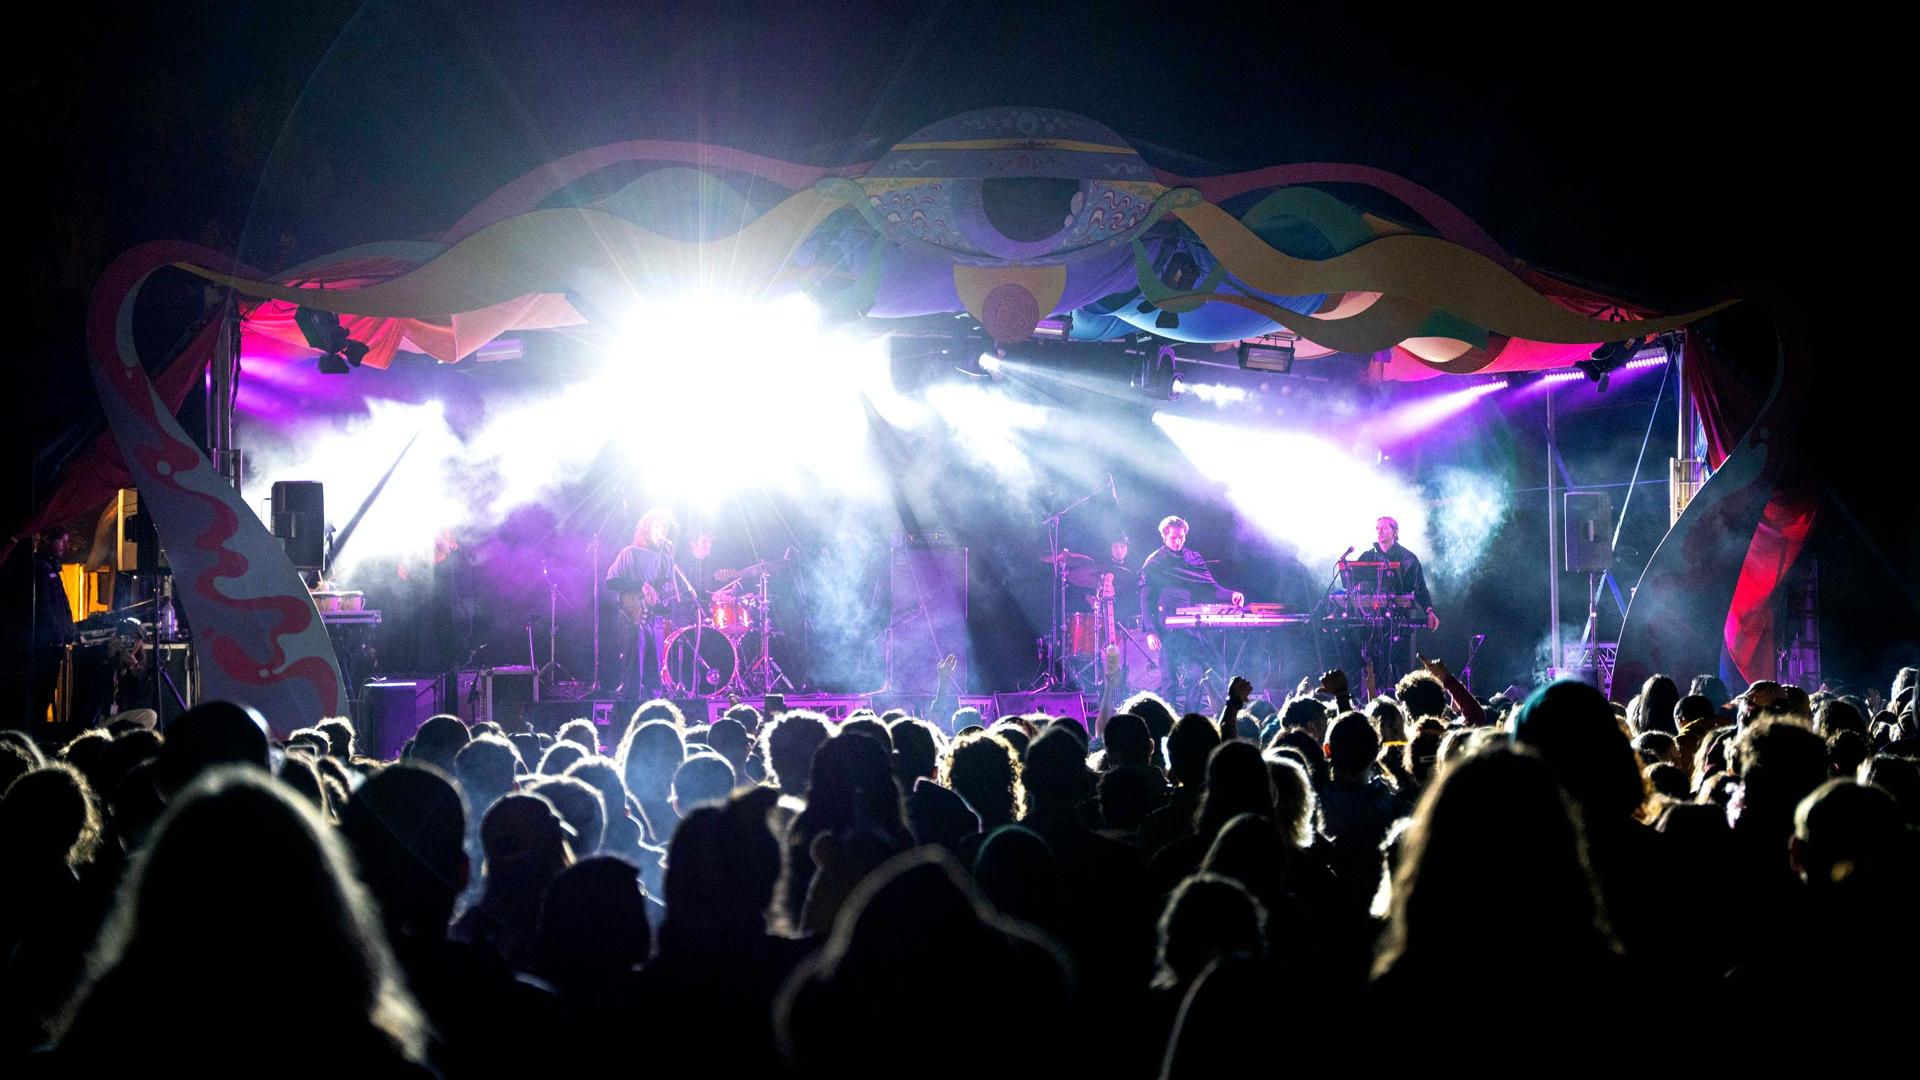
left=1141, top=515, right=1243, bottom=709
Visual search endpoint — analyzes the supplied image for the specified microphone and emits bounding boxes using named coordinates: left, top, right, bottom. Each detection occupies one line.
left=1338, top=545, right=1356, bottom=565
left=1107, top=473, right=1118, bottom=503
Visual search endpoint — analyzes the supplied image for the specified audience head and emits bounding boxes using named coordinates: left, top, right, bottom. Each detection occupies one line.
left=707, top=716, right=751, bottom=774
left=61, top=768, right=423, bottom=1061
left=1120, top=692, right=1178, bottom=743
left=764, top=710, right=830, bottom=796
left=524, top=774, right=607, bottom=855
left=408, top=714, right=470, bottom=774
left=453, top=734, right=523, bottom=814
left=1859, top=755, right=1920, bottom=828
left=1102, top=712, right=1154, bottom=770
left=535, top=856, right=651, bottom=993
left=841, top=716, right=893, bottom=753
left=157, top=700, right=270, bottom=794
left=1155, top=873, right=1267, bottom=991
left=1634, top=674, right=1681, bottom=735
left=1729, top=719, right=1830, bottom=840
left=1196, top=741, right=1275, bottom=837
left=1326, top=711, right=1380, bottom=777
left=942, top=730, right=1025, bottom=828
left=888, top=717, right=941, bottom=782
left=1368, top=697, right=1407, bottom=744
left=972, top=824, right=1064, bottom=933
left=0, top=762, right=103, bottom=870
left=1280, top=697, right=1329, bottom=744
left=478, top=793, right=574, bottom=894
left=950, top=705, right=984, bottom=735
left=316, top=718, right=356, bottom=759
left=340, top=763, right=468, bottom=939
left=1510, top=680, right=1646, bottom=823
left=1791, top=779, right=1905, bottom=890
left=1376, top=747, right=1609, bottom=975
left=722, top=702, right=763, bottom=734
left=672, top=751, right=738, bottom=815
left=1166, top=712, right=1222, bottom=788
left=1263, top=753, right=1316, bottom=848
left=1395, top=671, right=1449, bottom=721
left=1020, top=726, right=1095, bottom=815
left=661, top=786, right=782, bottom=948
left=617, top=719, right=687, bottom=800
left=775, top=847, right=1070, bottom=1075
left=537, top=739, right=589, bottom=776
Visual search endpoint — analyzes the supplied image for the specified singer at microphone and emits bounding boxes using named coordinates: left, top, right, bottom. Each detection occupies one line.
left=604, top=506, right=680, bottom=698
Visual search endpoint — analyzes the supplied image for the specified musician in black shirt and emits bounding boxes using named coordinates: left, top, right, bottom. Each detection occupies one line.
left=1140, top=516, right=1243, bottom=709
left=1368, top=516, right=1439, bottom=632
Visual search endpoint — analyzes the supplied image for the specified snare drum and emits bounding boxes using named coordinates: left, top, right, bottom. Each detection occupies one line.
left=1067, top=612, right=1101, bottom=658
left=709, top=594, right=753, bottom=633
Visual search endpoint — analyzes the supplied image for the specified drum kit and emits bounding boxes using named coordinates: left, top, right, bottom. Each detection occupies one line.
left=1038, top=551, right=1161, bottom=692
left=659, top=556, right=795, bottom=697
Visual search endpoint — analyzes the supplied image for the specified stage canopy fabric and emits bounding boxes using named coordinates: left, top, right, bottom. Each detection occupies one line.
left=186, top=107, right=1719, bottom=381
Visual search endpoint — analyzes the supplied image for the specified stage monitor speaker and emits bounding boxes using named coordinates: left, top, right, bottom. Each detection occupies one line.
left=888, top=543, right=969, bottom=696
left=479, top=665, right=540, bottom=730
left=360, top=679, right=434, bottom=761
left=271, top=481, right=326, bottom=570
left=1564, top=491, right=1614, bottom=573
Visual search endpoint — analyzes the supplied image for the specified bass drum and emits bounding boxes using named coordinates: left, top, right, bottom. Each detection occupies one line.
left=660, top=626, right=738, bottom=696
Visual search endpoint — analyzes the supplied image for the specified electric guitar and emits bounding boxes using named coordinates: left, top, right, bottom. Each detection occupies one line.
left=610, top=579, right=673, bottom=623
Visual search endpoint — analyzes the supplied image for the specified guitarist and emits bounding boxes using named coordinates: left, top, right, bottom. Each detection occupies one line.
left=606, top=508, right=685, bottom=699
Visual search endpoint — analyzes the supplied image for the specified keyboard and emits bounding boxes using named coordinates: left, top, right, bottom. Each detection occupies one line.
left=1165, top=605, right=1310, bottom=629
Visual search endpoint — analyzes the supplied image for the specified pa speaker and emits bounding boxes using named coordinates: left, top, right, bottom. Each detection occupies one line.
left=270, top=481, right=326, bottom=570
left=1564, top=491, right=1614, bottom=573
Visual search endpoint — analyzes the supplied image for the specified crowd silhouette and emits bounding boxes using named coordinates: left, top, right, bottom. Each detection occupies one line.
left=4, top=661, right=1919, bottom=1075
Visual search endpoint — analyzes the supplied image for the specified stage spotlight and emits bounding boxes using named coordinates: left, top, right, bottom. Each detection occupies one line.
left=1575, top=335, right=1647, bottom=394
left=1571, top=358, right=1611, bottom=393
left=1504, top=371, right=1542, bottom=389
left=1135, top=353, right=1184, bottom=400
left=1237, top=340, right=1294, bottom=374
left=295, top=306, right=368, bottom=374
left=958, top=349, right=1004, bottom=379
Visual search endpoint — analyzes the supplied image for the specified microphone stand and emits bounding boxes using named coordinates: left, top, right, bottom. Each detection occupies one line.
left=1311, top=548, right=1355, bottom=694
left=1461, top=633, right=1488, bottom=695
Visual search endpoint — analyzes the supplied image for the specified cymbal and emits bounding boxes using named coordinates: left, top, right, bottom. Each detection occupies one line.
left=1042, top=551, right=1092, bottom=566
left=714, top=553, right=779, bottom=580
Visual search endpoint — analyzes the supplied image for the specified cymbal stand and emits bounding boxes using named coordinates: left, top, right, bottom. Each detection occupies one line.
left=1036, top=479, right=1106, bottom=689
left=751, top=569, right=794, bottom=694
